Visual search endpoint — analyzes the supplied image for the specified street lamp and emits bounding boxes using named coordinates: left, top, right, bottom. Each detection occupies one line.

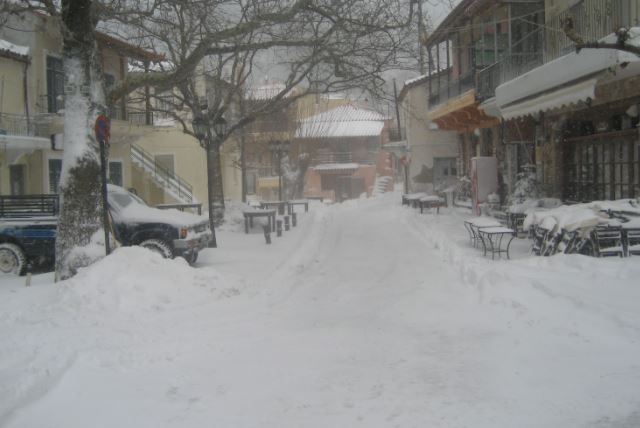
left=192, top=115, right=226, bottom=248
left=268, top=140, right=291, bottom=201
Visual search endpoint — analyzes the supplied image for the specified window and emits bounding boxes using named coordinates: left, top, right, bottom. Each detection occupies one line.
left=246, top=172, right=257, bottom=194
left=109, top=161, right=123, bottom=186
left=154, top=154, right=175, bottom=176
left=48, top=159, right=62, bottom=194
left=565, top=132, right=638, bottom=201
left=433, top=157, right=457, bottom=185
left=46, top=56, right=65, bottom=113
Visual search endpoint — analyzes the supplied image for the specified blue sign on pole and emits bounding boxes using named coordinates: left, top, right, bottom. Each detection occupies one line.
left=95, top=114, right=111, bottom=142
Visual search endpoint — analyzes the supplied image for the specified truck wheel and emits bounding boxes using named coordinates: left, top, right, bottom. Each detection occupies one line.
left=139, top=239, right=173, bottom=259
left=0, top=243, right=27, bottom=275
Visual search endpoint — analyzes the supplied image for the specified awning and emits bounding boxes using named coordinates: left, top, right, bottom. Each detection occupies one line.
left=499, top=78, right=598, bottom=120
left=495, top=35, right=640, bottom=120
left=0, top=134, right=51, bottom=164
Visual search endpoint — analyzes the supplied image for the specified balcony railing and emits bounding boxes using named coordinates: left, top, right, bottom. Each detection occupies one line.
left=428, top=71, right=475, bottom=108
left=545, top=0, right=640, bottom=63
left=0, top=113, right=55, bottom=139
left=388, top=127, right=406, bottom=142
left=312, top=151, right=377, bottom=165
left=476, top=52, right=544, bottom=101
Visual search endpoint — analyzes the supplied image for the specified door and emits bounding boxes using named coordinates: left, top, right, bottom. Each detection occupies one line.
left=9, top=165, right=25, bottom=195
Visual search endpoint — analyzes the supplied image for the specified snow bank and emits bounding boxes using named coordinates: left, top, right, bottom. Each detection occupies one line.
left=59, top=247, right=226, bottom=317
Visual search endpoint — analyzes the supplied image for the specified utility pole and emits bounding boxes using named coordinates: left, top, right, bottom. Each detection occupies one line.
left=417, top=0, right=425, bottom=74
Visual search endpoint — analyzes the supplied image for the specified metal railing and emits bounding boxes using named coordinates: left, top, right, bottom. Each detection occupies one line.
left=127, top=111, right=153, bottom=125
left=545, top=0, right=640, bottom=63
left=0, top=112, right=55, bottom=138
left=476, top=52, right=544, bottom=101
left=428, top=71, right=475, bottom=107
left=312, top=151, right=378, bottom=165
left=388, top=127, right=406, bottom=142
left=130, top=143, right=194, bottom=203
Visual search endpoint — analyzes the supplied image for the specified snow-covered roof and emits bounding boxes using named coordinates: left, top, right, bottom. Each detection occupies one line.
left=296, top=104, right=386, bottom=138
left=0, top=39, right=29, bottom=59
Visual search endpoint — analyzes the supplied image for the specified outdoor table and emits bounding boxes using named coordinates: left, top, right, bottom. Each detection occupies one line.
left=287, top=199, right=309, bottom=214
left=243, top=208, right=276, bottom=233
left=463, top=217, right=501, bottom=247
left=477, top=226, right=516, bottom=260
left=306, top=196, right=324, bottom=202
left=419, top=196, right=446, bottom=214
left=402, top=193, right=427, bottom=208
left=260, top=201, right=287, bottom=215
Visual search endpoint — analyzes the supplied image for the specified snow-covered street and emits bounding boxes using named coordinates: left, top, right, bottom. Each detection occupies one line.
left=2, top=193, right=640, bottom=427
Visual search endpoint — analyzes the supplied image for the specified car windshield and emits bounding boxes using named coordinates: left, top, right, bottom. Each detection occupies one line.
left=108, top=189, right=147, bottom=210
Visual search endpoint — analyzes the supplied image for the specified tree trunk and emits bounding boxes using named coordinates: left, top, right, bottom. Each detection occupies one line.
left=206, top=138, right=226, bottom=227
left=55, top=0, right=105, bottom=280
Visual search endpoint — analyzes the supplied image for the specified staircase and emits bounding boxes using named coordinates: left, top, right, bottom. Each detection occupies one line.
left=372, top=175, right=394, bottom=196
left=130, top=143, right=194, bottom=203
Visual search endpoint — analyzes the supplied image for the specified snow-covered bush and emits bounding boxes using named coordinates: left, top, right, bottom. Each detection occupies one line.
left=509, top=165, right=540, bottom=205
left=455, top=175, right=471, bottom=201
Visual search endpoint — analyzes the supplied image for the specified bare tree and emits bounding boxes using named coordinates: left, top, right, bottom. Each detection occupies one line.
left=562, top=16, right=640, bottom=56
left=4, top=0, right=415, bottom=278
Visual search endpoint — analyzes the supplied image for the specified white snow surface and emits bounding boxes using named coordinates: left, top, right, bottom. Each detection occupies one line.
left=296, top=104, right=386, bottom=138
left=2, top=192, right=640, bottom=427
left=0, top=39, right=29, bottom=57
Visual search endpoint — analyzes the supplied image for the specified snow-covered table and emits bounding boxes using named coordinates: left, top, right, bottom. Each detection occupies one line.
left=402, top=193, right=427, bottom=208
left=463, top=217, right=502, bottom=248
left=419, top=196, right=446, bottom=214
left=287, top=199, right=309, bottom=214
left=476, top=226, right=516, bottom=260
left=260, top=201, right=287, bottom=215
left=243, top=208, right=277, bottom=234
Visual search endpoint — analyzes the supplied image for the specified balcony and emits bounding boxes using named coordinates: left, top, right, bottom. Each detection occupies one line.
left=388, top=127, right=405, bottom=143
left=0, top=113, right=55, bottom=139
left=476, top=52, right=544, bottom=101
left=312, top=151, right=377, bottom=165
left=545, top=0, right=640, bottom=63
left=428, top=71, right=475, bottom=108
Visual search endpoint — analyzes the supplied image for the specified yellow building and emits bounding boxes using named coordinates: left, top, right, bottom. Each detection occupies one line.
left=0, top=11, right=230, bottom=209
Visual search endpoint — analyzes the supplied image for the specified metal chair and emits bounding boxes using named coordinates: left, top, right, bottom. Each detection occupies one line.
left=624, top=228, right=640, bottom=256
left=592, top=225, right=624, bottom=257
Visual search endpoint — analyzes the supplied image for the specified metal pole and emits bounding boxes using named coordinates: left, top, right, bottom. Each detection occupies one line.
left=205, top=138, right=218, bottom=248
left=418, top=0, right=425, bottom=74
left=404, top=163, right=409, bottom=194
left=99, top=139, right=111, bottom=255
left=278, top=150, right=283, bottom=201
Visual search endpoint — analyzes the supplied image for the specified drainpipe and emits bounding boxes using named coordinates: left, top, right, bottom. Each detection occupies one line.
left=23, top=61, right=30, bottom=130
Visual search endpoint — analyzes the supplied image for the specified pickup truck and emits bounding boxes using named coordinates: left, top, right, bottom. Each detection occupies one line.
left=0, top=185, right=211, bottom=275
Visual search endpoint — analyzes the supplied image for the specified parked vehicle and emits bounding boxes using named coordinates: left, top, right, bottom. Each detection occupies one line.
left=0, top=185, right=211, bottom=275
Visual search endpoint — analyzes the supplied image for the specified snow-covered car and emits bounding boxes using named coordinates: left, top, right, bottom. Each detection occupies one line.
left=107, top=185, right=211, bottom=264
left=0, top=185, right=211, bottom=275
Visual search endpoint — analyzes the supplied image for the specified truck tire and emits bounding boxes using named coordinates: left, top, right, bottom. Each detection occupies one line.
left=139, top=239, right=173, bottom=259
left=0, top=243, right=27, bottom=275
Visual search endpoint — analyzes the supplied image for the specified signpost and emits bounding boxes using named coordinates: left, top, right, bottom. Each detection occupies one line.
left=95, top=114, right=111, bottom=255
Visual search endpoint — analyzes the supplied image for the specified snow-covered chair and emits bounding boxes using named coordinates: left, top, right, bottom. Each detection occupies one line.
left=624, top=228, right=640, bottom=256
left=592, top=225, right=624, bottom=257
